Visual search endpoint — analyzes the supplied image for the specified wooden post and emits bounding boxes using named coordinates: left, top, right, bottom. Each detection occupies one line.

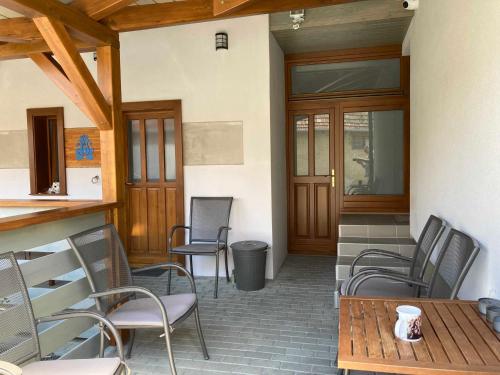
left=96, top=45, right=127, bottom=242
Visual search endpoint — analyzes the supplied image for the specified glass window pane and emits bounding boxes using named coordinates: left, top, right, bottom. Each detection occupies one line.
left=344, top=110, right=404, bottom=195
left=292, top=59, right=400, bottom=96
left=164, top=118, right=176, bottom=181
left=314, top=114, right=330, bottom=176
left=294, top=115, right=309, bottom=176
left=145, top=119, right=160, bottom=182
left=127, top=119, right=141, bottom=182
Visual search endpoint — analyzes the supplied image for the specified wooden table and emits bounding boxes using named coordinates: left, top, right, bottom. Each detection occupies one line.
left=338, top=296, right=500, bottom=375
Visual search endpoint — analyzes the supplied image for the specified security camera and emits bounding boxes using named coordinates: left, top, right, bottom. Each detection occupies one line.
left=403, top=0, right=419, bottom=10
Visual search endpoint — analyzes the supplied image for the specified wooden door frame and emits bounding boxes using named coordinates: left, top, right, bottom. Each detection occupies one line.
left=122, top=100, right=185, bottom=266
left=26, top=107, right=67, bottom=196
left=285, top=45, right=410, bottom=256
left=287, top=107, right=337, bottom=255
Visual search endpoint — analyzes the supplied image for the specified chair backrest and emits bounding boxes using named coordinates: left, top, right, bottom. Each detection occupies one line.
left=426, top=229, right=480, bottom=299
left=0, top=252, right=40, bottom=365
left=409, top=215, right=445, bottom=280
left=189, top=197, right=233, bottom=243
left=68, top=225, right=133, bottom=313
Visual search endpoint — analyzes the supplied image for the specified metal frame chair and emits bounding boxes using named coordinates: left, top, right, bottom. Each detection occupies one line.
left=68, top=224, right=209, bottom=375
left=345, top=228, right=480, bottom=298
left=0, top=251, right=127, bottom=375
left=167, top=196, right=233, bottom=298
left=342, top=215, right=446, bottom=296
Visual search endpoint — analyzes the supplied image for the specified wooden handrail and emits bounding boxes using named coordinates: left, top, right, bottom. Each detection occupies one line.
left=0, top=201, right=121, bottom=232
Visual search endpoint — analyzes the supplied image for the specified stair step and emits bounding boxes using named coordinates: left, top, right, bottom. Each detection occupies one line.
left=335, top=255, right=410, bottom=281
left=339, top=214, right=411, bottom=238
left=337, top=236, right=416, bottom=257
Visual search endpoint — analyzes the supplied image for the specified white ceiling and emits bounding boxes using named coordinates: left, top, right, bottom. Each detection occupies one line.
left=270, top=0, right=414, bottom=54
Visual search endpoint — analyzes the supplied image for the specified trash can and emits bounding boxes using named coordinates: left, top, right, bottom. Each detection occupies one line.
left=231, top=241, right=268, bottom=291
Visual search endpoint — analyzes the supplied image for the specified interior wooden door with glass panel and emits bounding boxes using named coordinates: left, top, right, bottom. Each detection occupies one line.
left=288, top=109, right=336, bottom=255
left=124, top=102, right=184, bottom=266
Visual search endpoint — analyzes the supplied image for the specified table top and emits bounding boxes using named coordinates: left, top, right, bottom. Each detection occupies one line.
left=338, top=296, right=500, bottom=375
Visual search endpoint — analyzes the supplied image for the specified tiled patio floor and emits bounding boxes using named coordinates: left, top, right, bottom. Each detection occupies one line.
left=129, top=256, right=372, bottom=375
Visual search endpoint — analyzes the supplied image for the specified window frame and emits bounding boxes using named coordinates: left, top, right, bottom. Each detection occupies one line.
left=26, top=107, right=67, bottom=196
left=339, top=98, right=410, bottom=212
left=285, top=45, right=409, bottom=101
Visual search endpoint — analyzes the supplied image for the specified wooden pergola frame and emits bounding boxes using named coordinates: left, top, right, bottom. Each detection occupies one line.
left=0, top=0, right=360, bottom=240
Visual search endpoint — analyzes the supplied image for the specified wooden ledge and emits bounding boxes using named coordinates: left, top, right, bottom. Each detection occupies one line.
left=0, top=201, right=121, bottom=232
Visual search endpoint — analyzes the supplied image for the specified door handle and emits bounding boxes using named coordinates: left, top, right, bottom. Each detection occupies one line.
left=331, top=169, right=335, bottom=188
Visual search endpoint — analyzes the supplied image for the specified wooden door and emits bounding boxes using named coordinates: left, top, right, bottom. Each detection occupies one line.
left=288, top=109, right=337, bottom=255
left=124, top=101, right=184, bottom=266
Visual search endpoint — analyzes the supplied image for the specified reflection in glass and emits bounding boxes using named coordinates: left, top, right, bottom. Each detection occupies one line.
left=344, top=110, right=404, bottom=195
left=314, top=114, right=330, bottom=176
left=145, top=119, right=160, bottom=182
left=291, top=58, right=400, bottom=96
left=294, top=115, right=309, bottom=176
left=164, top=119, right=176, bottom=181
left=127, top=119, right=141, bottom=182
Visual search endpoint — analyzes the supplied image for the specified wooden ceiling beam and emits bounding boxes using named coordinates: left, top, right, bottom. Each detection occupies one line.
left=0, top=38, right=93, bottom=60
left=0, top=17, right=39, bottom=43
left=104, top=0, right=362, bottom=32
left=0, top=0, right=118, bottom=47
left=29, top=52, right=95, bottom=121
left=213, top=0, right=256, bottom=16
left=70, top=0, right=135, bottom=21
left=33, top=17, right=112, bottom=130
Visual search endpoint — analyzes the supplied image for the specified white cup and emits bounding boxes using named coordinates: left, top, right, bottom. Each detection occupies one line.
left=394, top=305, right=422, bottom=342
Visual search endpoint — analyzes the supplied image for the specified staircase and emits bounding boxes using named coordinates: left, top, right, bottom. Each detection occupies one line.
left=334, top=214, right=415, bottom=307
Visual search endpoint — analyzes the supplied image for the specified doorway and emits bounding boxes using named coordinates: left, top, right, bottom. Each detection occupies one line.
left=288, top=108, right=337, bottom=255
left=286, top=46, right=410, bottom=256
left=123, top=100, right=184, bottom=266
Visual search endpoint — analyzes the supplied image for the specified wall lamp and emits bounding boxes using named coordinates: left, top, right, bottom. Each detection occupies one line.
left=216, top=32, right=228, bottom=50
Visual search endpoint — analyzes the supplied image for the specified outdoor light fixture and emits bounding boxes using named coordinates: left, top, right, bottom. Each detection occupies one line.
left=215, top=32, right=228, bottom=50
left=290, top=9, right=305, bottom=30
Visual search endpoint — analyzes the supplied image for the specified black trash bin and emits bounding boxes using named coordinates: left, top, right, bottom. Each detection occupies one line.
left=230, top=241, right=268, bottom=291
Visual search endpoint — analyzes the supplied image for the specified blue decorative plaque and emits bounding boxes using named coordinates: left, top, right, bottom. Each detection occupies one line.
left=75, top=134, right=94, bottom=161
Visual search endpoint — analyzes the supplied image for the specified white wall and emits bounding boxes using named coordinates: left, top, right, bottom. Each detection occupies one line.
left=0, top=53, right=102, bottom=200
left=405, top=0, right=500, bottom=299
left=269, top=34, right=287, bottom=276
left=120, top=15, right=277, bottom=278
left=0, top=15, right=284, bottom=279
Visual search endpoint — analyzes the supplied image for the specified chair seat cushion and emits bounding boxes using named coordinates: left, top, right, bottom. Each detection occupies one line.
left=108, top=293, right=197, bottom=327
left=22, top=358, right=121, bottom=375
left=170, top=243, right=225, bottom=254
left=341, top=275, right=416, bottom=297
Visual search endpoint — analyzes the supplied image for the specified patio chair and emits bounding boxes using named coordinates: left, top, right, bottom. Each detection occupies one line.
left=67, top=224, right=209, bottom=375
left=344, top=228, right=480, bottom=299
left=167, top=197, right=233, bottom=298
left=0, top=251, right=127, bottom=375
left=340, top=214, right=445, bottom=297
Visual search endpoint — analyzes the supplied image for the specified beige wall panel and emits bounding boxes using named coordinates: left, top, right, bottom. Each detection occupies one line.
left=183, top=121, right=244, bottom=166
left=0, top=130, right=29, bottom=168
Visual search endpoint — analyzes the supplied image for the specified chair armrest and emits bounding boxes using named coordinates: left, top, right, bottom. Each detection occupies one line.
left=0, top=361, right=22, bottom=375
left=89, top=287, right=171, bottom=330
left=351, top=267, right=409, bottom=277
left=349, top=249, right=413, bottom=277
left=217, top=226, right=231, bottom=250
left=347, top=272, right=429, bottom=296
left=132, top=262, right=196, bottom=293
left=168, top=225, right=191, bottom=250
left=36, top=310, right=125, bottom=362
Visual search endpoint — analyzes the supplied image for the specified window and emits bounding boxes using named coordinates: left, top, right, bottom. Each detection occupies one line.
left=291, top=58, right=401, bottom=97
left=27, top=108, right=66, bottom=195
left=344, top=110, right=404, bottom=196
